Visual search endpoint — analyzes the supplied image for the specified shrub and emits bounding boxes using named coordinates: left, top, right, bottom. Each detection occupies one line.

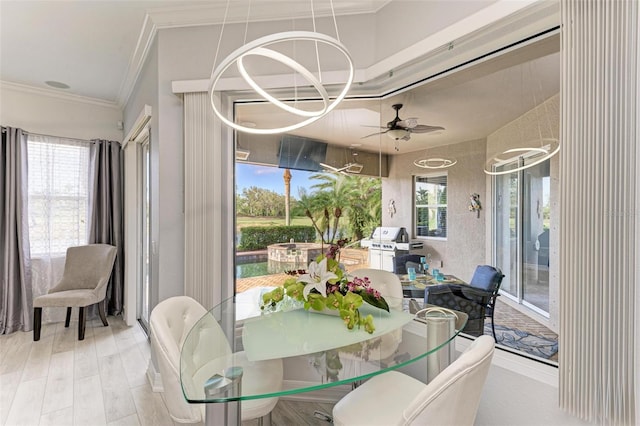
left=238, top=226, right=317, bottom=251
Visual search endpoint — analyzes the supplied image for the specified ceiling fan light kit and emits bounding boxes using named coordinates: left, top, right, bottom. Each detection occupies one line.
left=387, top=128, right=410, bottom=140
left=209, top=0, right=353, bottom=135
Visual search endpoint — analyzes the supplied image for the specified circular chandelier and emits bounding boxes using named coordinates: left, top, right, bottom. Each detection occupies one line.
left=483, top=138, right=559, bottom=176
left=414, top=157, right=457, bottom=169
left=208, top=0, right=354, bottom=135
left=209, top=31, right=353, bottom=135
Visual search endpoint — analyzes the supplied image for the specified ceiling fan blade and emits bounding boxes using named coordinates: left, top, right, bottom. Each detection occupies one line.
left=361, top=125, right=387, bottom=129
left=361, top=129, right=389, bottom=139
left=410, top=124, right=445, bottom=133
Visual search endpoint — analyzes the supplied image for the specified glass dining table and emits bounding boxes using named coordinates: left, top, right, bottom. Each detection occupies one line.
left=180, top=289, right=467, bottom=426
left=400, top=273, right=467, bottom=298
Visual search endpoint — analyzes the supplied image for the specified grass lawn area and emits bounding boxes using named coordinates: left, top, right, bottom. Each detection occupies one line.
left=237, top=216, right=313, bottom=229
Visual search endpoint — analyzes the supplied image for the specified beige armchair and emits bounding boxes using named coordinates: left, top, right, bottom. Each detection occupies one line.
left=33, top=244, right=117, bottom=341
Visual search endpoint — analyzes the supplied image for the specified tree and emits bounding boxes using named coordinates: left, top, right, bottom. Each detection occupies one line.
left=236, top=186, right=286, bottom=217
left=283, top=168, right=292, bottom=225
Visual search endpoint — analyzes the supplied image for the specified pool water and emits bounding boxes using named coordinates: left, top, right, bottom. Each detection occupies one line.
left=236, top=261, right=269, bottom=279
left=236, top=259, right=310, bottom=279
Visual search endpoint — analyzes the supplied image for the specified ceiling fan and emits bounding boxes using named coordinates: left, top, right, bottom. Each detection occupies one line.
left=362, top=103, right=445, bottom=141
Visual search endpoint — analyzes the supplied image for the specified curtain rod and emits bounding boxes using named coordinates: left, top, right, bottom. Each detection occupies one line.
left=26, top=131, right=120, bottom=145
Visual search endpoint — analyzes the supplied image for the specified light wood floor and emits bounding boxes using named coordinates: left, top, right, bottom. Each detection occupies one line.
left=0, top=315, right=333, bottom=426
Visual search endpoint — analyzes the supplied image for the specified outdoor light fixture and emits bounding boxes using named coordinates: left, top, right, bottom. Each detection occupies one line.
left=209, top=1, right=353, bottom=135
left=483, top=140, right=559, bottom=175
left=414, top=157, right=458, bottom=169
left=235, top=148, right=250, bottom=161
left=483, top=62, right=559, bottom=176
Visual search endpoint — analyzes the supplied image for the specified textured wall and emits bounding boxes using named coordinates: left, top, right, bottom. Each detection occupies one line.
left=383, top=138, right=487, bottom=282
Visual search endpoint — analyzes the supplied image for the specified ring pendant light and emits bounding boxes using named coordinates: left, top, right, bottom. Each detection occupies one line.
left=209, top=0, right=354, bottom=135
left=414, top=158, right=458, bottom=169
left=483, top=138, right=559, bottom=176
left=484, top=62, right=559, bottom=175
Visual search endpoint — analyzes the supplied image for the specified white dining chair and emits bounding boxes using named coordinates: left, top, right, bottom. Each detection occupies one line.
left=332, top=335, right=495, bottom=426
left=349, top=268, right=404, bottom=311
left=150, top=296, right=283, bottom=424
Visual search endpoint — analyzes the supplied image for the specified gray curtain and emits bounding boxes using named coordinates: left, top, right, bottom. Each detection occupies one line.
left=0, top=126, right=32, bottom=333
left=88, top=139, right=124, bottom=316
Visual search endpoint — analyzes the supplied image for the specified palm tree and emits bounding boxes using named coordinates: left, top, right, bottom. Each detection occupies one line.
left=310, top=173, right=355, bottom=243
left=283, top=168, right=292, bottom=226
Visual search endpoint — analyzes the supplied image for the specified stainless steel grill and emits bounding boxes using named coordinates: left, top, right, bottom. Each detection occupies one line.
left=361, top=227, right=423, bottom=272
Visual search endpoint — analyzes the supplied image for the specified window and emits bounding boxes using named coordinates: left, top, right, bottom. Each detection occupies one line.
left=414, top=174, right=447, bottom=239
left=27, top=135, right=91, bottom=256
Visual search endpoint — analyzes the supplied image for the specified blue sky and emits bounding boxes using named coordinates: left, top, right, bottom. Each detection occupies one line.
left=235, top=163, right=318, bottom=197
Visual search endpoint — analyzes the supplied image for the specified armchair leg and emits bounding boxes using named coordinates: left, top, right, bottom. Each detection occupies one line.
left=64, top=307, right=72, bottom=328
left=98, top=300, right=109, bottom=327
left=34, top=308, right=42, bottom=341
left=490, top=312, right=497, bottom=342
left=78, top=307, right=86, bottom=340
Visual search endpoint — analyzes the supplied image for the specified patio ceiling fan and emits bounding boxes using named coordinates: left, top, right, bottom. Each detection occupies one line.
left=362, top=103, right=445, bottom=141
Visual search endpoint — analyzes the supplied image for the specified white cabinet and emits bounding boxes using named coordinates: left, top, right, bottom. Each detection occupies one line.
left=368, top=250, right=396, bottom=272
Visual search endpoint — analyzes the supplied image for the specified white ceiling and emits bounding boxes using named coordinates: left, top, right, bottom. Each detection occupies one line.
left=0, top=0, right=389, bottom=104
left=0, top=0, right=559, bottom=155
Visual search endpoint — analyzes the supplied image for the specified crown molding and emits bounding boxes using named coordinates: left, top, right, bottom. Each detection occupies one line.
left=118, top=14, right=158, bottom=108
left=1, top=80, right=120, bottom=109
left=147, top=1, right=390, bottom=29
left=116, top=1, right=390, bottom=106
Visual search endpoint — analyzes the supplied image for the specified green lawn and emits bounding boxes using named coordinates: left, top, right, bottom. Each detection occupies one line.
left=236, top=216, right=313, bottom=229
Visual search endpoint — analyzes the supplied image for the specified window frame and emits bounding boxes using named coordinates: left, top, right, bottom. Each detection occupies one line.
left=27, top=135, right=91, bottom=257
left=413, top=172, right=448, bottom=241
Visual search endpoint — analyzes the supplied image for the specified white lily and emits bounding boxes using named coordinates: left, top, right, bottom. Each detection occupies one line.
left=297, top=257, right=338, bottom=300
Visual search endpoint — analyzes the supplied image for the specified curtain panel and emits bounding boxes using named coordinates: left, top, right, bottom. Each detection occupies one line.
left=0, top=126, right=32, bottom=334
left=89, top=139, right=124, bottom=316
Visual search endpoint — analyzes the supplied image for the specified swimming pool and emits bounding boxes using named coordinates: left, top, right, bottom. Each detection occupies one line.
left=235, top=259, right=310, bottom=279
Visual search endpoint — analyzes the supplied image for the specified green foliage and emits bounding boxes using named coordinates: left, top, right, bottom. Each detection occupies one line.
left=236, top=186, right=287, bottom=217
left=299, top=173, right=382, bottom=244
left=238, top=225, right=316, bottom=250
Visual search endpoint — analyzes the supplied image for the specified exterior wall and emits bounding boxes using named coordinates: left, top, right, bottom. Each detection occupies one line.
left=0, top=84, right=122, bottom=141
left=383, top=138, right=487, bottom=282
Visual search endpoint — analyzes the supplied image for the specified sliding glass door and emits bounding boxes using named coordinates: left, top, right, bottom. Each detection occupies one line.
left=494, top=158, right=551, bottom=315
left=138, top=135, right=151, bottom=332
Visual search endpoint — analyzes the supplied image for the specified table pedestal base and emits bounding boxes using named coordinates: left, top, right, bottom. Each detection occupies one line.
left=205, top=401, right=241, bottom=426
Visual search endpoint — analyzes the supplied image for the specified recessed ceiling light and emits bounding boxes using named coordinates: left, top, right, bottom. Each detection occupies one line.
left=45, top=80, right=70, bottom=89
left=239, top=121, right=256, bottom=128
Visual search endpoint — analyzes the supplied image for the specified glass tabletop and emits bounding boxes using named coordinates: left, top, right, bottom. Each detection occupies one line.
left=180, top=288, right=467, bottom=404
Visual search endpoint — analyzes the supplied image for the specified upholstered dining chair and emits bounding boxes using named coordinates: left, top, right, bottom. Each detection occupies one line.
left=33, top=244, right=117, bottom=341
left=150, top=296, right=283, bottom=425
left=349, top=268, right=404, bottom=311
left=393, top=254, right=424, bottom=275
left=332, top=335, right=495, bottom=426
left=424, top=265, right=504, bottom=340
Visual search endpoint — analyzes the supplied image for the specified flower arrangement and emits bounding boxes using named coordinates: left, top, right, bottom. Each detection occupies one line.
left=261, top=239, right=389, bottom=333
